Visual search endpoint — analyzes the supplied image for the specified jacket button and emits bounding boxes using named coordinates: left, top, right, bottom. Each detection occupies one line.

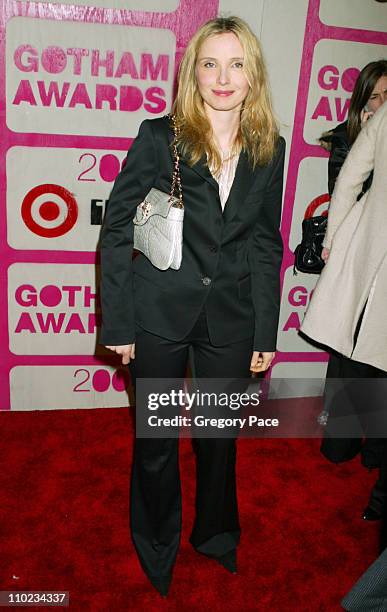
left=202, top=276, right=211, bottom=286
left=209, top=245, right=218, bottom=252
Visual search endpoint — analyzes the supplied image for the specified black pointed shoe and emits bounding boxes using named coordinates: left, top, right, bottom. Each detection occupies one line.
left=362, top=506, right=383, bottom=521
left=216, top=549, right=237, bottom=574
left=200, top=549, right=237, bottom=574
left=148, top=574, right=172, bottom=597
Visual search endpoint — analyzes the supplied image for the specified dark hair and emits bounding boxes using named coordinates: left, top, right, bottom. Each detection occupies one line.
left=347, top=59, right=387, bottom=143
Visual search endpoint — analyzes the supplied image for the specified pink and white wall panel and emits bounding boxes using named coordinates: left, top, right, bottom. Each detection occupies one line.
left=1, top=0, right=386, bottom=410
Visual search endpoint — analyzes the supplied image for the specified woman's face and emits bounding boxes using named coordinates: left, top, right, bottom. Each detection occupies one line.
left=195, top=32, right=250, bottom=114
left=367, top=75, right=387, bottom=113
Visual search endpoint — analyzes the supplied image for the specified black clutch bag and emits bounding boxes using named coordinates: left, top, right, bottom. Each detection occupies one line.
left=294, top=214, right=327, bottom=274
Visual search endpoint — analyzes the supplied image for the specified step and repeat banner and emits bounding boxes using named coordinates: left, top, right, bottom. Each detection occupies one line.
left=1, top=0, right=386, bottom=410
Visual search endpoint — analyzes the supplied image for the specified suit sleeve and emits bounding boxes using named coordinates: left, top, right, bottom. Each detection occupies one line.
left=322, top=115, right=378, bottom=250
left=248, top=137, right=285, bottom=352
left=99, top=119, right=158, bottom=345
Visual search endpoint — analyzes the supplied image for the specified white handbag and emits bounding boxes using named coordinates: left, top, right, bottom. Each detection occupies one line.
left=133, top=115, right=184, bottom=271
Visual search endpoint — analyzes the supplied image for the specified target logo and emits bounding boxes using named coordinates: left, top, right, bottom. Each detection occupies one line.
left=304, top=193, right=330, bottom=219
left=21, top=184, right=78, bottom=238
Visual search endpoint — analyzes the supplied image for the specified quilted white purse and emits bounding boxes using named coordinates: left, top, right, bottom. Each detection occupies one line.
left=133, top=115, right=184, bottom=271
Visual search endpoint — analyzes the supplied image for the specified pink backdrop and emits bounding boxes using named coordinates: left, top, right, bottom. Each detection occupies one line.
left=1, top=0, right=387, bottom=410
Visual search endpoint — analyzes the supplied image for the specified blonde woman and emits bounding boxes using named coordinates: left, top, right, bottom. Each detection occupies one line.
left=100, top=16, right=285, bottom=596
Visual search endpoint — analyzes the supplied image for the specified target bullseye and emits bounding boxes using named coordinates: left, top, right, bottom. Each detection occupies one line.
left=39, top=201, right=61, bottom=222
left=22, top=184, right=78, bottom=238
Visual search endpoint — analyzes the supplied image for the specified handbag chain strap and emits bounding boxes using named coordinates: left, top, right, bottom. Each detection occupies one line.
left=169, top=114, right=184, bottom=209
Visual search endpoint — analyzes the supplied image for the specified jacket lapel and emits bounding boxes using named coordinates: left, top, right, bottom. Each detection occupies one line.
left=189, top=156, right=220, bottom=193
left=222, top=150, right=255, bottom=224
left=177, top=133, right=256, bottom=221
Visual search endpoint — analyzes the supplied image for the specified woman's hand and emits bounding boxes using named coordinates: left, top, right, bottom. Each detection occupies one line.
left=360, top=108, right=374, bottom=127
left=321, top=247, right=330, bottom=262
left=250, top=351, right=275, bottom=373
left=105, top=344, right=135, bottom=365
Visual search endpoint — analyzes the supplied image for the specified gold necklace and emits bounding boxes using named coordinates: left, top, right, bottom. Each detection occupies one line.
left=221, top=150, right=237, bottom=163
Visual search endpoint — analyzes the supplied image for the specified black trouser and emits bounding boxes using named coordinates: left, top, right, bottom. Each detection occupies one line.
left=129, top=307, right=253, bottom=582
left=322, top=351, right=387, bottom=513
left=322, top=298, right=387, bottom=464
left=322, top=352, right=387, bottom=462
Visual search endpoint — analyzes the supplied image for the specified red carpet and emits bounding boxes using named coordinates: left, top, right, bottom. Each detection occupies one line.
left=0, top=406, right=382, bottom=611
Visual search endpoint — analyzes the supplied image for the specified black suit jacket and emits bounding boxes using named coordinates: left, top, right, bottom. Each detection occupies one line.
left=99, top=116, right=285, bottom=351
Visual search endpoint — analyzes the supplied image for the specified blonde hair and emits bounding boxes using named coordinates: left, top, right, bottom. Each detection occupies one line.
left=172, top=16, right=279, bottom=172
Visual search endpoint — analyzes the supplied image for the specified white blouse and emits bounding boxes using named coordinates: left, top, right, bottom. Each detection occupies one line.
left=209, top=153, right=239, bottom=211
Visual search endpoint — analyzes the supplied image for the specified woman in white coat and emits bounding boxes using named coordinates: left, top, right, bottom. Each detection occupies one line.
left=301, top=102, right=387, bottom=500
left=302, top=101, right=387, bottom=367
